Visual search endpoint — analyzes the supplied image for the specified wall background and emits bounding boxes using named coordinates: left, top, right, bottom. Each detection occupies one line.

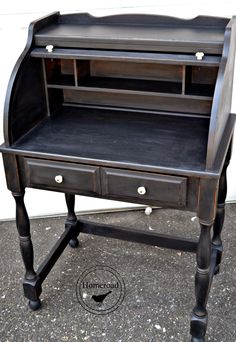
left=0, top=1, right=236, bottom=219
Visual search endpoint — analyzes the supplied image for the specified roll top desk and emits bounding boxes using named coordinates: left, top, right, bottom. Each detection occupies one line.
left=1, top=12, right=236, bottom=341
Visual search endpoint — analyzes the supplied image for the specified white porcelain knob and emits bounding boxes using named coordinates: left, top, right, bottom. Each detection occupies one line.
left=55, top=175, right=63, bottom=183
left=137, top=186, right=146, bottom=195
left=195, top=51, right=204, bottom=60
left=46, top=45, right=54, bottom=53
left=145, top=207, right=152, bottom=215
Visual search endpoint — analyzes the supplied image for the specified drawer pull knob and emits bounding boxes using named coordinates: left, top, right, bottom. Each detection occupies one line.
left=137, top=186, right=146, bottom=195
left=195, top=51, right=204, bottom=60
left=55, top=175, right=63, bottom=183
left=46, top=44, right=54, bottom=53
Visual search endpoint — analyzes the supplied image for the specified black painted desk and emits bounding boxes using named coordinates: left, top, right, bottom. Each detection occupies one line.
left=1, top=12, right=236, bottom=341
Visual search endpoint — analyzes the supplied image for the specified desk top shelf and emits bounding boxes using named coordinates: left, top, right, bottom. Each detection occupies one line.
left=34, top=13, right=229, bottom=54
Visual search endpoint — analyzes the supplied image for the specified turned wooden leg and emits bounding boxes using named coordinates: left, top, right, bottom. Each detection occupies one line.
left=190, top=223, right=212, bottom=341
left=65, top=193, right=79, bottom=248
left=212, top=162, right=228, bottom=275
left=13, top=192, right=42, bottom=310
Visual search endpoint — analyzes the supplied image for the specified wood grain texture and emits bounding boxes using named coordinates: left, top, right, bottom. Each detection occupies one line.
left=11, top=106, right=210, bottom=172
left=30, top=48, right=221, bottom=67
left=101, top=168, right=187, bottom=207
left=89, top=60, right=183, bottom=82
left=190, top=223, right=212, bottom=340
left=24, top=158, right=101, bottom=195
left=3, top=12, right=59, bottom=146
left=1, top=15, right=235, bottom=338
left=13, top=193, right=37, bottom=281
left=78, top=219, right=198, bottom=253
left=206, top=17, right=236, bottom=169
left=63, top=88, right=212, bottom=114
left=197, top=177, right=219, bottom=225
left=65, top=193, right=79, bottom=248
left=1, top=153, right=22, bottom=192
left=34, top=13, right=228, bottom=54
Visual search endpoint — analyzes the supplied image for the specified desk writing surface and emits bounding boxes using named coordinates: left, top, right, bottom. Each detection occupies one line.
left=12, top=106, right=209, bottom=172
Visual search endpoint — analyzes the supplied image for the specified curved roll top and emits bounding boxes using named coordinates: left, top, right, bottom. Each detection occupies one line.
left=3, top=12, right=59, bottom=146
left=2, top=11, right=236, bottom=176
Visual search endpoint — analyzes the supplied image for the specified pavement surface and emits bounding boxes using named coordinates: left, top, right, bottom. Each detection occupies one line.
left=0, top=205, right=236, bottom=342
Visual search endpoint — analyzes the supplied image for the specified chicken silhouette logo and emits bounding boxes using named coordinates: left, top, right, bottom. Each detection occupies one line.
left=92, top=290, right=112, bottom=303
left=76, top=265, right=125, bottom=314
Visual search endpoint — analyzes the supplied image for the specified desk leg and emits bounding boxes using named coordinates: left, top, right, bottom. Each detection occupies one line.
left=65, top=194, right=79, bottom=248
left=13, top=192, right=42, bottom=310
left=212, top=162, right=228, bottom=275
left=190, top=223, right=212, bottom=342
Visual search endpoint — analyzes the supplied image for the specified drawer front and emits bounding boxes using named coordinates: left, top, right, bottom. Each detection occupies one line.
left=24, top=158, right=100, bottom=195
left=101, top=168, right=187, bottom=207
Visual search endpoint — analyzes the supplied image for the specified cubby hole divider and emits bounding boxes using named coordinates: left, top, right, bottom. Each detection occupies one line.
left=42, top=57, right=218, bottom=117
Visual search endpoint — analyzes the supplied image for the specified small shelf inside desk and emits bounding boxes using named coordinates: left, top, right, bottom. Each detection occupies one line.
left=44, top=58, right=218, bottom=97
left=39, top=55, right=219, bottom=121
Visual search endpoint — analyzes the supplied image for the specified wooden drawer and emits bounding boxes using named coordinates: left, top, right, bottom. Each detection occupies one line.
left=24, top=158, right=100, bottom=195
left=101, top=168, right=187, bottom=207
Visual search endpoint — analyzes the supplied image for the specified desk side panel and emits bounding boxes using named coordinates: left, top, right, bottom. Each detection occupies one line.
left=206, top=18, right=236, bottom=169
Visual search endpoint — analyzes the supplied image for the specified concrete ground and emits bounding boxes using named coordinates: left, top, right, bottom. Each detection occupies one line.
left=0, top=205, right=236, bottom=342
